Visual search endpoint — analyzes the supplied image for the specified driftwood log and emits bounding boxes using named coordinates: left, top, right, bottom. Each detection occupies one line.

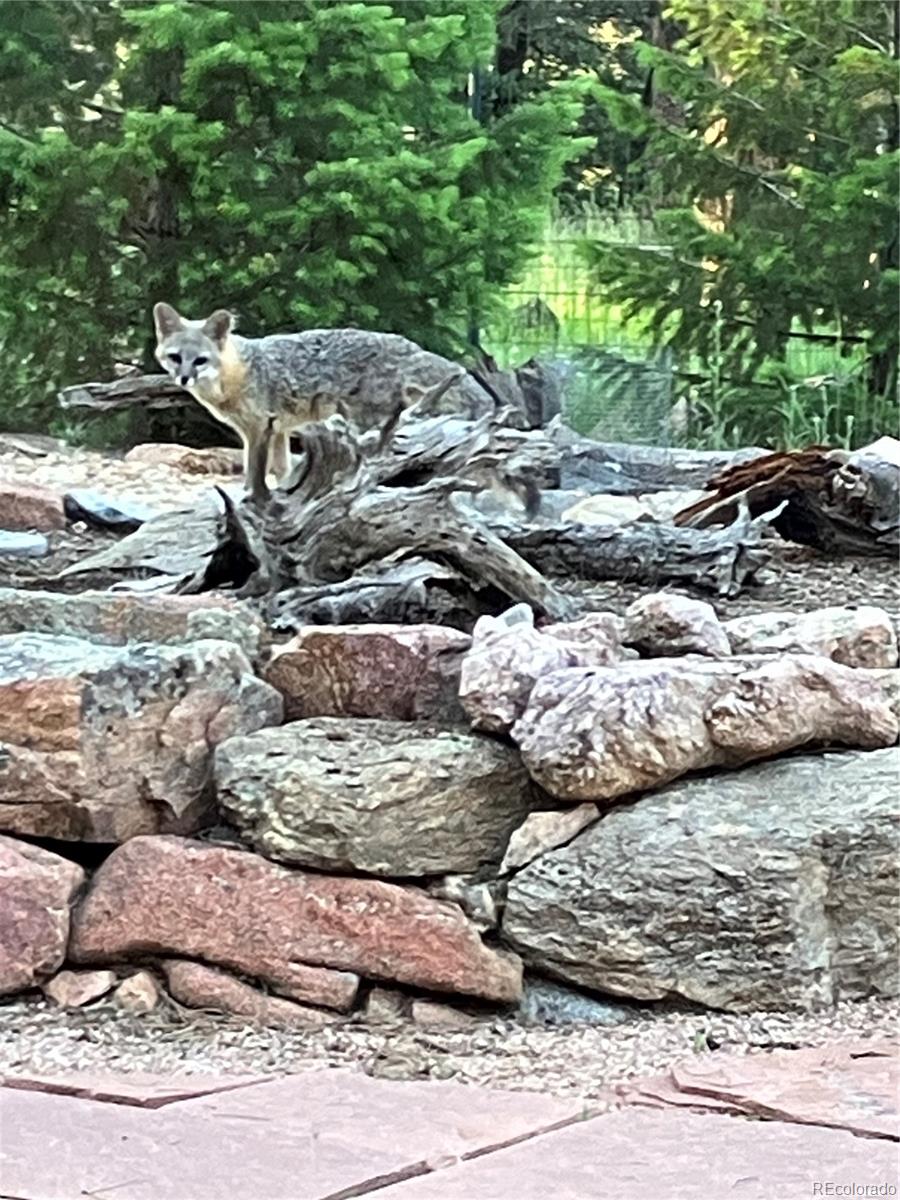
left=497, top=511, right=776, bottom=597
left=674, top=440, right=900, bottom=557
left=61, top=398, right=777, bottom=627
left=59, top=373, right=187, bottom=412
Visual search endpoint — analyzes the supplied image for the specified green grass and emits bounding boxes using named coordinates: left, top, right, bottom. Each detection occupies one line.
left=483, top=206, right=893, bottom=450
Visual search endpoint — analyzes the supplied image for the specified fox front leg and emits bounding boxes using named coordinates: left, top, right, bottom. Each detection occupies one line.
left=242, top=422, right=273, bottom=505
left=267, top=431, right=291, bottom=484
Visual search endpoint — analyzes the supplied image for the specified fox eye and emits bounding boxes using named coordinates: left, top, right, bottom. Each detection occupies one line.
left=194, top=356, right=208, bottom=367
left=168, top=352, right=182, bottom=365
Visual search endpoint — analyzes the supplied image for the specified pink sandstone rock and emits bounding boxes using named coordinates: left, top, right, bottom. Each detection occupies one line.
left=264, top=623, right=471, bottom=722
left=460, top=606, right=586, bottom=734
left=513, top=655, right=897, bottom=802
left=462, top=607, right=631, bottom=736
left=43, top=968, right=115, bottom=1008
left=0, top=836, right=84, bottom=995
left=70, top=836, right=521, bottom=1004
left=724, top=605, right=898, bottom=669
left=113, top=970, right=162, bottom=1014
left=0, top=480, right=66, bottom=531
left=162, top=960, right=339, bottom=1029
left=624, top=591, right=731, bottom=657
left=0, top=634, right=282, bottom=841
left=538, top=612, right=627, bottom=665
left=411, top=999, right=479, bottom=1031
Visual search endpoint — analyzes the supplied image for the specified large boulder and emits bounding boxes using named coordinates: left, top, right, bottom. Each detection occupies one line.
left=0, top=589, right=267, bottom=661
left=264, top=624, right=470, bottom=722
left=70, top=836, right=522, bottom=1004
left=0, top=634, right=282, bottom=841
left=0, top=836, right=84, bottom=995
left=215, top=718, right=540, bottom=877
left=460, top=605, right=625, bottom=735
left=723, top=606, right=897, bottom=669
left=512, top=656, right=897, bottom=803
left=503, top=748, right=900, bottom=1012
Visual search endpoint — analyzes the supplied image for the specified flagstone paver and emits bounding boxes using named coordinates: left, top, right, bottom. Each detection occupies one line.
left=372, top=1107, right=900, bottom=1200
left=0, top=1069, right=585, bottom=1200
left=0, top=1069, right=268, bottom=1108
left=617, top=1037, right=899, bottom=1140
left=1, top=1041, right=897, bottom=1200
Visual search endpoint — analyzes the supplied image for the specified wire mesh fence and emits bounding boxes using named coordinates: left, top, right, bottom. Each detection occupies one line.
left=481, top=206, right=876, bottom=450
left=482, top=208, right=678, bottom=443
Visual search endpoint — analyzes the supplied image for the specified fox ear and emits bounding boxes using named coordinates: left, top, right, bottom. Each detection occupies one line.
left=202, top=309, right=234, bottom=345
left=153, top=302, right=184, bottom=339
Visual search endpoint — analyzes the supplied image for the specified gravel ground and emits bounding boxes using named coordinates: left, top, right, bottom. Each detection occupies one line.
left=0, top=441, right=236, bottom=511
left=0, top=996, right=896, bottom=1100
left=572, top=541, right=899, bottom=622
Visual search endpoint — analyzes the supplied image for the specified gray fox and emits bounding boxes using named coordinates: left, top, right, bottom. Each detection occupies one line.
left=152, top=304, right=496, bottom=498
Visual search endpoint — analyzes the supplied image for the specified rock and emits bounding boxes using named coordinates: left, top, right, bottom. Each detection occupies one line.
left=0, top=635, right=282, bottom=841
left=561, top=494, right=651, bottom=525
left=411, top=999, right=479, bottom=1031
left=70, top=836, right=522, bottom=1004
left=459, top=607, right=587, bottom=734
left=561, top=491, right=708, bottom=526
left=162, top=960, right=338, bottom=1029
left=63, top=490, right=157, bottom=532
left=0, top=836, right=84, bottom=995
left=624, top=593, right=731, bottom=658
left=265, top=624, right=470, bottom=722
left=518, top=977, right=636, bottom=1027
left=0, top=589, right=268, bottom=661
left=867, top=669, right=900, bottom=724
left=215, top=718, right=539, bottom=877
left=500, top=805, right=601, bottom=874
left=428, top=875, right=501, bottom=933
left=363, top=987, right=410, bottom=1025
left=0, top=481, right=66, bottom=532
left=538, top=613, right=628, bottom=665
left=504, top=748, right=900, bottom=1011
left=124, top=443, right=240, bottom=475
left=512, top=656, right=897, bottom=803
left=43, top=968, right=116, bottom=1008
left=114, top=971, right=162, bottom=1014
left=640, top=489, right=708, bottom=522
left=0, top=531, right=49, bottom=558
left=531, top=489, right=591, bottom=520
left=724, top=606, right=898, bottom=669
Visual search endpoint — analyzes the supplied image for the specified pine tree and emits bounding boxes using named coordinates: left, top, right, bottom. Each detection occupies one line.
left=0, top=0, right=589, bottom=432
left=582, top=0, right=899, bottom=438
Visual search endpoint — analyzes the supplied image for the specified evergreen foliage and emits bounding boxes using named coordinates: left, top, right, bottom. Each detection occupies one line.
left=0, top=0, right=589, bottom=431
left=582, top=0, right=899, bottom=436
